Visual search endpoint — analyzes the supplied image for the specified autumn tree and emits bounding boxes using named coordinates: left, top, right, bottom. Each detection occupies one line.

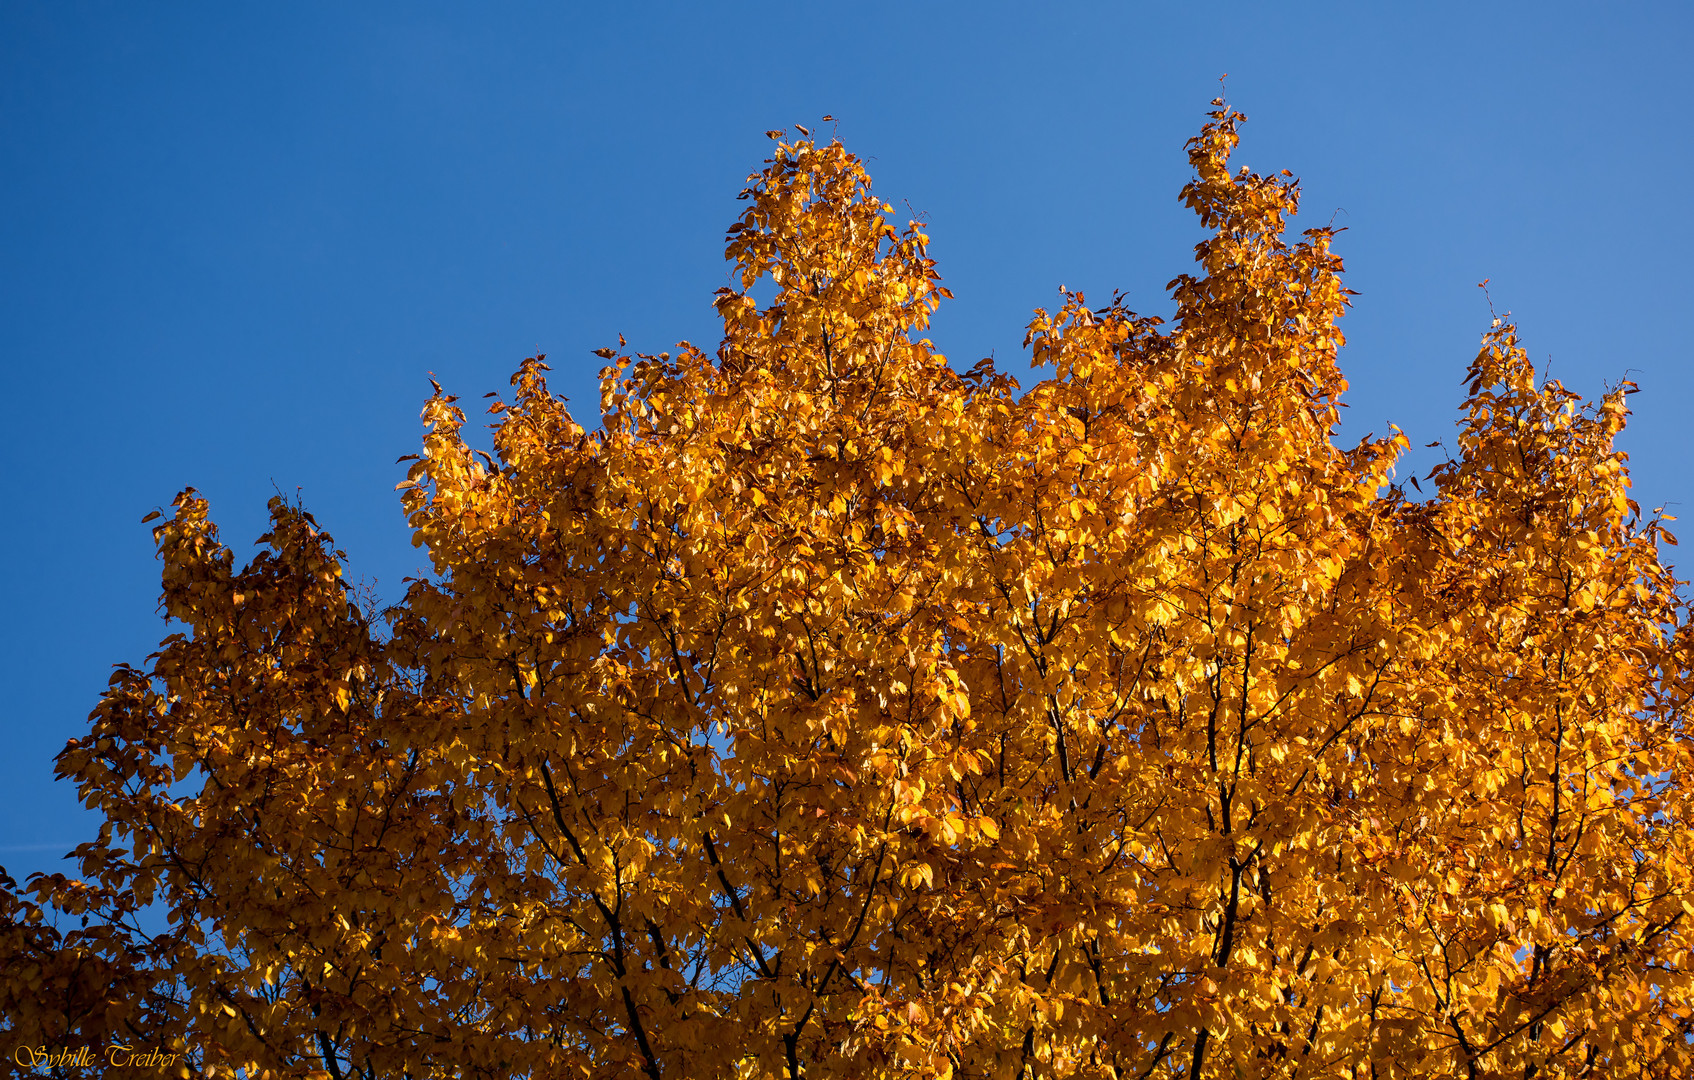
left=6, top=101, right=1693, bottom=1079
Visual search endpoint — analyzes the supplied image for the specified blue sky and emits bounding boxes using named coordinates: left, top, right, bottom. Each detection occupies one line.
left=2, top=1, right=1690, bottom=880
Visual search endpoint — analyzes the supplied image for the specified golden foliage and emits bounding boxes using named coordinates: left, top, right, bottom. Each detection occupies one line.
left=6, top=102, right=1693, bottom=1079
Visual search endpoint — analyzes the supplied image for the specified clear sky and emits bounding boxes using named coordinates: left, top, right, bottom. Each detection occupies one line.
left=3, top=1, right=1690, bottom=881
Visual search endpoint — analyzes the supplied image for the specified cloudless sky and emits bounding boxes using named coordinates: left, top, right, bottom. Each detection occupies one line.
left=3, top=1, right=1691, bottom=881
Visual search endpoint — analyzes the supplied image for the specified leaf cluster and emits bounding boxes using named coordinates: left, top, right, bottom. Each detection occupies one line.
left=5, top=104, right=1693, bottom=1080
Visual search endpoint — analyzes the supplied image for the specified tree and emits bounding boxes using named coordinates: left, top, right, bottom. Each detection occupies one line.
left=6, top=100, right=1694, bottom=1080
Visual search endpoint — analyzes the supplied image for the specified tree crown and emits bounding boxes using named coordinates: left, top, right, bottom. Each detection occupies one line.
left=6, top=101, right=1692, bottom=1080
